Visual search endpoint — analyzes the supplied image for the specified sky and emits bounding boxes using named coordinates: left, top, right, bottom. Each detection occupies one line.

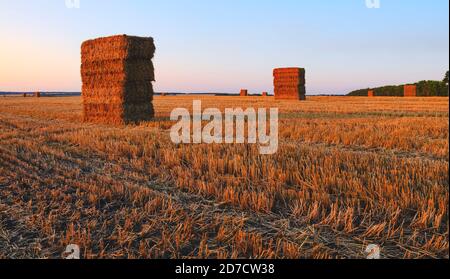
left=0, top=0, right=448, bottom=95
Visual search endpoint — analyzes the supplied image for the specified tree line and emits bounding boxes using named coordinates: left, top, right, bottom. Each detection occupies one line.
left=347, top=71, right=449, bottom=97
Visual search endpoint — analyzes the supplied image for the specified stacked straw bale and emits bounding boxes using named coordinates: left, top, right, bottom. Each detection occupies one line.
left=262, top=92, right=268, bottom=97
left=368, top=90, right=374, bottom=97
left=404, top=85, right=417, bottom=97
left=34, top=92, right=41, bottom=98
left=81, top=35, right=156, bottom=124
left=273, top=68, right=306, bottom=100
left=240, top=89, right=248, bottom=96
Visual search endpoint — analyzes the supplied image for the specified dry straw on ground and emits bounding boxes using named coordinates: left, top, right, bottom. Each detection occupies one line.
left=81, top=35, right=156, bottom=125
left=0, top=96, right=448, bottom=259
left=273, top=68, right=306, bottom=100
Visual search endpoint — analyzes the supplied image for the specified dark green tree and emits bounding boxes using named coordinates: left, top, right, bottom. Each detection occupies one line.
left=348, top=80, right=449, bottom=97
left=443, top=71, right=449, bottom=85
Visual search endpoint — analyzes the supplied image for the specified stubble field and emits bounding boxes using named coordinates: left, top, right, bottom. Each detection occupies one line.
left=0, top=96, right=448, bottom=259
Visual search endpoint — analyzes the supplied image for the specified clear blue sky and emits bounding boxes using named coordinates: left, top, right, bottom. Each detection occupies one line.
left=0, top=0, right=448, bottom=94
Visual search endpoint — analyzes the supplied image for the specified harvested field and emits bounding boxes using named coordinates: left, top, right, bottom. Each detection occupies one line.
left=0, top=96, right=448, bottom=259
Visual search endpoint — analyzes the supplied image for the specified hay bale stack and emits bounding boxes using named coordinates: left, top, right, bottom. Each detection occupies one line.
left=262, top=92, right=268, bottom=97
left=404, top=85, right=417, bottom=97
left=368, top=90, right=374, bottom=97
left=81, top=35, right=156, bottom=124
left=240, top=89, right=248, bottom=96
left=273, top=68, right=306, bottom=100
left=34, top=92, right=41, bottom=98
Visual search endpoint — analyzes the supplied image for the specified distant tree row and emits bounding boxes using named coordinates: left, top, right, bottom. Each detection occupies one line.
left=347, top=72, right=449, bottom=97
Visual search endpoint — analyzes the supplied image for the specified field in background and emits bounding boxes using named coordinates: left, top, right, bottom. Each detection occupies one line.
left=0, top=96, right=448, bottom=259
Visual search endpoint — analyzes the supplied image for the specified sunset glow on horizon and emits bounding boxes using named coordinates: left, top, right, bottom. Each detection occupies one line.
left=0, top=0, right=448, bottom=94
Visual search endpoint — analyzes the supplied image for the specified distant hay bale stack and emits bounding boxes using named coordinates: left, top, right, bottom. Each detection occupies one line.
left=273, top=68, right=306, bottom=100
left=368, top=90, right=374, bottom=97
left=262, top=92, right=268, bottom=97
left=240, top=89, right=248, bottom=96
left=404, top=85, right=417, bottom=97
left=34, top=92, right=41, bottom=98
left=81, top=35, right=156, bottom=125
left=23, top=93, right=27, bottom=97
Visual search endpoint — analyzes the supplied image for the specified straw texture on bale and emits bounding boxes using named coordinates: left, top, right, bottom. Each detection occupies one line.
left=404, top=85, right=417, bottom=97
left=240, top=89, right=248, bottom=96
left=81, top=35, right=155, bottom=62
left=273, top=68, right=306, bottom=100
left=81, top=60, right=155, bottom=82
left=81, top=35, right=155, bottom=125
left=273, top=68, right=306, bottom=75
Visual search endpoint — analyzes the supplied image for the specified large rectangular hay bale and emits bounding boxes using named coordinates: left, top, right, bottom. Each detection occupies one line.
left=274, top=78, right=306, bottom=85
left=273, top=68, right=305, bottom=76
left=273, top=67, right=306, bottom=100
left=81, top=59, right=155, bottom=82
left=404, top=85, right=417, bottom=97
left=81, top=35, right=155, bottom=62
left=81, top=35, right=156, bottom=125
left=82, top=84, right=154, bottom=103
left=275, top=86, right=306, bottom=100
